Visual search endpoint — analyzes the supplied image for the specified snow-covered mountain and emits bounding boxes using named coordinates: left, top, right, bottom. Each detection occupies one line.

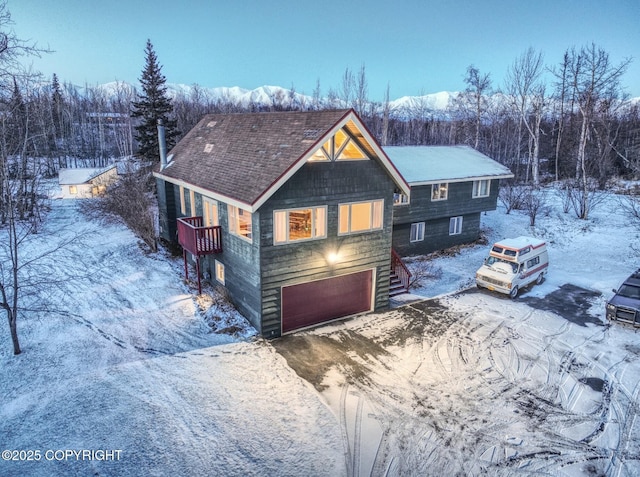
left=94, top=81, right=458, bottom=114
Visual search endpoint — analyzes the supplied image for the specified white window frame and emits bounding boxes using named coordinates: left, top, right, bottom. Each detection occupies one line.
left=449, top=216, right=463, bottom=235
left=228, top=205, right=253, bottom=242
left=431, top=183, right=448, bottom=201
left=214, top=260, right=225, bottom=285
left=203, top=198, right=219, bottom=227
left=338, top=199, right=384, bottom=235
left=472, top=179, right=491, bottom=198
left=273, top=206, right=327, bottom=245
left=394, top=192, right=409, bottom=206
left=410, top=222, right=425, bottom=242
left=69, top=185, right=78, bottom=195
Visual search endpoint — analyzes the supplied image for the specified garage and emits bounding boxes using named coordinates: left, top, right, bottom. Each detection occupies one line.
left=281, top=270, right=374, bottom=333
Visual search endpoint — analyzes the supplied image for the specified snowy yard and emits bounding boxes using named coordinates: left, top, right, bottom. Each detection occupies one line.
left=1, top=190, right=640, bottom=476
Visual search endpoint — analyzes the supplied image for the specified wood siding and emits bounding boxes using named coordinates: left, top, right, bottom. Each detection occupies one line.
left=392, top=179, right=500, bottom=256
left=393, top=212, right=481, bottom=256
left=259, top=159, right=396, bottom=337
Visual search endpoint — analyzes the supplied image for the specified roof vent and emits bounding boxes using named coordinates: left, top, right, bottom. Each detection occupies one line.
left=207, top=121, right=217, bottom=128
left=204, top=143, right=214, bottom=153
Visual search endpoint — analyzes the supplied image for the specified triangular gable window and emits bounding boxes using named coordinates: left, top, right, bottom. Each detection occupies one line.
left=309, top=127, right=368, bottom=162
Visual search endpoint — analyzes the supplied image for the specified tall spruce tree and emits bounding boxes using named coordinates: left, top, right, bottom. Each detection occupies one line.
left=131, top=39, right=178, bottom=162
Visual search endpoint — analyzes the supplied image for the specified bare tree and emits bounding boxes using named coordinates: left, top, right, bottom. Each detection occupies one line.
left=505, top=48, right=547, bottom=185
left=353, top=63, right=368, bottom=117
left=570, top=44, right=630, bottom=218
left=457, top=65, right=492, bottom=149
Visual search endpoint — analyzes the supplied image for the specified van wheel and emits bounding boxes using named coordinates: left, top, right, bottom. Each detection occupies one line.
left=509, top=286, right=519, bottom=299
left=536, top=273, right=544, bottom=285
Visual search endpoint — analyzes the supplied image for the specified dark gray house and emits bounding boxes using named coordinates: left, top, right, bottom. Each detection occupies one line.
left=385, top=146, right=513, bottom=256
left=154, top=109, right=410, bottom=337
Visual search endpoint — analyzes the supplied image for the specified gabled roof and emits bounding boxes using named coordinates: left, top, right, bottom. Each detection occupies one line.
left=58, top=165, right=116, bottom=185
left=384, top=145, right=513, bottom=185
left=154, top=109, right=409, bottom=212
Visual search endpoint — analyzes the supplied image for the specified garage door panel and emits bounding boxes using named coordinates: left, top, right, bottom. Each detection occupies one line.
left=282, top=270, right=373, bottom=333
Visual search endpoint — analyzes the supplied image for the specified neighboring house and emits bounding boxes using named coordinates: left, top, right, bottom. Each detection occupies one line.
left=385, top=146, right=514, bottom=256
left=154, top=109, right=410, bottom=338
left=58, top=165, right=118, bottom=199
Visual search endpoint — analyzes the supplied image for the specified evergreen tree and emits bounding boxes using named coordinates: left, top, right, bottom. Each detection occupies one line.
left=131, top=39, right=178, bottom=162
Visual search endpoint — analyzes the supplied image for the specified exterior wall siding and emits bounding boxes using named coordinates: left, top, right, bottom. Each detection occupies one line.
left=258, top=159, right=396, bottom=337
left=391, top=179, right=500, bottom=256
left=392, top=212, right=481, bottom=256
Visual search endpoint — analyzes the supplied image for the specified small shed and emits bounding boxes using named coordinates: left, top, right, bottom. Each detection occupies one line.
left=58, top=165, right=118, bottom=199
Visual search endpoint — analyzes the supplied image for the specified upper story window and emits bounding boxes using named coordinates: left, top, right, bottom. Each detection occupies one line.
left=394, top=192, right=409, bottom=205
left=410, top=222, right=425, bottom=242
left=309, top=127, right=368, bottom=162
left=228, top=205, right=252, bottom=242
left=274, top=206, right=327, bottom=244
left=203, top=198, right=219, bottom=226
left=338, top=200, right=384, bottom=235
left=431, top=183, right=448, bottom=201
left=472, top=179, right=491, bottom=198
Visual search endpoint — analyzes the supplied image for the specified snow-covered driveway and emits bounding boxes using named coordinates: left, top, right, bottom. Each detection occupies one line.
left=0, top=201, right=344, bottom=477
left=275, top=291, right=640, bottom=476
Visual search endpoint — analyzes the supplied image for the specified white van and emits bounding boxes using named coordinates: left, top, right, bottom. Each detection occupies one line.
left=476, top=236, right=549, bottom=298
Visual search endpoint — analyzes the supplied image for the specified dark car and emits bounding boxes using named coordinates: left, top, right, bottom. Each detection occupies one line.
left=606, top=269, right=640, bottom=327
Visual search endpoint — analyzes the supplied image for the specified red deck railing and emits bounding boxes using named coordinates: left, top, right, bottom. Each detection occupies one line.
left=391, top=248, right=412, bottom=293
left=177, top=217, right=222, bottom=256
left=177, top=217, right=222, bottom=295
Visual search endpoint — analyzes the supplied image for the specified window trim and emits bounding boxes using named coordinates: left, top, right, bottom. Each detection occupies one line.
left=449, top=216, right=463, bottom=235
left=179, top=185, right=186, bottom=215
left=203, top=197, right=219, bottom=227
left=472, top=179, right=491, bottom=198
left=338, top=199, right=384, bottom=236
left=410, top=222, right=425, bottom=242
left=214, top=260, right=225, bottom=285
left=273, top=206, right=328, bottom=245
left=228, top=205, right=253, bottom=242
left=189, top=190, right=196, bottom=217
left=431, top=183, right=448, bottom=201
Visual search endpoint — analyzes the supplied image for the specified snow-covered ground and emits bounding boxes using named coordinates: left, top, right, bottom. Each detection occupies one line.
left=1, top=189, right=639, bottom=476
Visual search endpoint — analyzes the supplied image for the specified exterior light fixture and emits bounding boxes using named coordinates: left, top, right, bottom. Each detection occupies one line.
left=326, top=251, right=339, bottom=265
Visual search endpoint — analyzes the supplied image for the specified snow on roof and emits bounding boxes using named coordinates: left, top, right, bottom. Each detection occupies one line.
left=494, top=236, right=546, bottom=250
left=58, top=165, right=116, bottom=185
left=384, top=145, right=513, bottom=184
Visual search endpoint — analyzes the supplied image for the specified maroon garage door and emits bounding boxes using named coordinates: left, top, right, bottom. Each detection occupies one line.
left=281, top=270, right=373, bottom=333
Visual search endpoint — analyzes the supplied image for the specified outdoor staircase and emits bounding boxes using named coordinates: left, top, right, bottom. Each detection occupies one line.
left=390, top=249, right=411, bottom=297
left=389, top=270, right=409, bottom=297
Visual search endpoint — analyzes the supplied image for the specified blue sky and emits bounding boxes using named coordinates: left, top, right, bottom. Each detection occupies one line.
left=9, top=0, right=640, bottom=100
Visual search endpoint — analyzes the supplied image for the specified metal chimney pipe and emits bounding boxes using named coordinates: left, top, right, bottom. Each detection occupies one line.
left=157, top=119, right=167, bottom=169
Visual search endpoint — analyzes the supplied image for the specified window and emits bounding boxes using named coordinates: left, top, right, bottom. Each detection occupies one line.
left=410, top=222, right=425, bottom=242
left=526, top=256, right=540, bottom=269
left=309, top=127, right=368, bottom=162
left=472, top=180, right=491, bottom=198
left=274, top=206, right=327, bottom=244
left=431, top=183, right=448, bottom=201
left=215, top=260, right=225, bottom=285
left=179, top=186, right=186, bottom=215
left=69, top=185, right=78, bottom=195
left=203, top=198, right=219, bottom=226
left=449, top=216, right=463, bottom=235
left=338, top=200, right=383, bottom=235
left=228, top=205, right=252, bottom=241
left=394, top=192, right=409, bottom=205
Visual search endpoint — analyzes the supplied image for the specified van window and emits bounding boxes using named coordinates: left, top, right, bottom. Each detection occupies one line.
left=492, top=246, right=504, bottom=253
left=504, top=249, right=516, bottom=257
left=526, top=256, right=540, bottom=268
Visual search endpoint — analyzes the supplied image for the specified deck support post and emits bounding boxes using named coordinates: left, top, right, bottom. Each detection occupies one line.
left=196, top=257, right=202, bottom=295
left=183, top=250, right=189, bottom=281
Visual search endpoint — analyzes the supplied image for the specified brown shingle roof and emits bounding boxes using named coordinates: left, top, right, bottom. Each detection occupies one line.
left=155, top=109, right=353, bottom=207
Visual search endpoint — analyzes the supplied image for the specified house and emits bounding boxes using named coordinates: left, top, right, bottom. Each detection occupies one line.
left=58, top=165, right=118, bottom=199
left=153, top=109, right=410, bottom=337
left=385, top=145, right=514, bottom=256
